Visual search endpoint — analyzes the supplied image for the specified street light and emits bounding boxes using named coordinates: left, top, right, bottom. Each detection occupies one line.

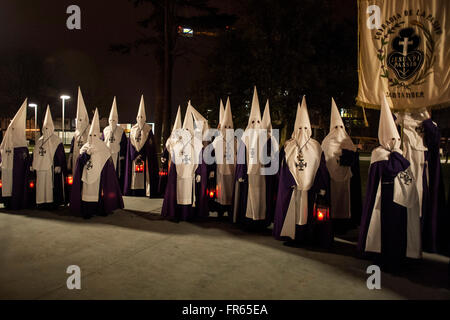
left=28, top=103, right=37, bottom=141
left=60, top=95, right=70, bottom=144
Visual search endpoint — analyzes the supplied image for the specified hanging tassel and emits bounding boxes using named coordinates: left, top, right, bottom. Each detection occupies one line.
left=362, top=106, right=369, bottom=127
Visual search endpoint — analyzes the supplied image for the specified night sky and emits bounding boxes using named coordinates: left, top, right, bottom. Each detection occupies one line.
left=0, top=0, right=234, bottom=123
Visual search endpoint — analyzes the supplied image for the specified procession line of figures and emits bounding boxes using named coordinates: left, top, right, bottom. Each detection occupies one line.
left=0, top=86, right=448, bottom=272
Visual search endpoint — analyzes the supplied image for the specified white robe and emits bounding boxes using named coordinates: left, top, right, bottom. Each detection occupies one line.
left=103, top=125, right=124, bottom=172
left=33, top=134, right=61, bottom=204
left=212, top=136, right=236, bottom=206
left=280, top=138, right=322, bottom=239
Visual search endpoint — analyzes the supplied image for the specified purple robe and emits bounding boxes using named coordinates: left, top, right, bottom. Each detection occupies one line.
left=332, top=149, right=363, bottom=232
left=232, top=139, right=279, bottom=229
left=161, top=149, right=209, bottom=221
left=123, top=130, right=159, bottom=197
left=421, top=119, right=448, bottom=255
left=272, top=148, right=332, bottom=247
left=0, top=147, right=31, bottom=210
left=158, top=148, right=170, bottom=195
left=101, top=131, right=128, bottom=191
left=31, top=143, right=68, bottom=208
left=357, top=151, right=411, bottom=268
left=70, top=153, right=124, bottom=218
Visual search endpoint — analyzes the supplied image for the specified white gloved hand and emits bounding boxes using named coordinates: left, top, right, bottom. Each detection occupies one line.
left=54, top=166, right=61, bottom=174
left=238, top=178, right=244, bottom=183
left=161, top=157, right=167, bottom=164
left=209, top=171, right=215, bottom=178
left=196, top=175, right=201, bottom=183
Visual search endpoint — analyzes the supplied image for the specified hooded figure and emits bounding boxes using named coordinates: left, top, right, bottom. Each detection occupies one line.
left=273, top=96, right=332, bottom=247
left=68, top=87, right=90, bottom=174
left=261, top=99, right=279, bottom=223
left=211, top=97, right=236, bottom=217
left=321, top=98, right=362, bottom=232
left=32, top=105, right=67, bottom=208
left=233, top=87, right=273, bottom=228
left=123, top=95, right=159, bottom=197
left=0, top=99, right=31, bottom=210
left=161, top=102, right=209, bottom=221
left=70, top=109, right=124, bottom=219
left=218, top=99, right=225, bottom=129
left=159, top=106, right=182, bottom=195
left=395, top=111, right=448, bottom=256
left=102, top=97, right=128, bottom=190
left=358, top=95, right=420, bottom=271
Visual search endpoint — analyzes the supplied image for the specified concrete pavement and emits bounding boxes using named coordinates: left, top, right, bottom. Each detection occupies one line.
left=0, top=197, right=449, bottom=300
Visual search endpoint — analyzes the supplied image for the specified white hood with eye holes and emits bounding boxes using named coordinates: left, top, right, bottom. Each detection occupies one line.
left=80, top=108, right=111, bottom=184
left=321, top=98, right=356, bottom=182
left=243, top=87, right=264, bottom=174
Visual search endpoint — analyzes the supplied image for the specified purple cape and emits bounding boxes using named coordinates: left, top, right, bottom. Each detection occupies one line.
left=357, top=151, right=410, bottom=266
left=272, top=148, right=332, bottom=247
left=123, top=130, right=159, bottom=197
left=161, top=150, right=209, bottom=221
left=70, top=153, right=124, bottom=218
left=0, top=147, right=31, bottom=210
left=421, top=119, right=448, bottom=255
left=232, top=139, right=280, bottom=228
left=101, top=131, right=128, bottom=192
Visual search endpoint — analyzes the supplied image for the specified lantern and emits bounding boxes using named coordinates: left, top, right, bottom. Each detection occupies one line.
left=28, top=180, right=35, bottom=189
left=0, top=179, right=2, bottom=189
left=66, top=175, right=73, bottom=185
left=313, top=204, right=330, bottom=222
left=207, top=188, right=215, bottom=199
left=135, top=159, right=144, bottom=173
left=313, top=190, right=330, bottom=222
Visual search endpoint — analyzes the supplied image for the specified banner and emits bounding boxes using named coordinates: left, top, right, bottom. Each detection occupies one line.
left=357, top=0, right=450, bottom=111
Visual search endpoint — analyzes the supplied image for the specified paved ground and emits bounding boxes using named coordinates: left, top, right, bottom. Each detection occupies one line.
left=0, top=197, right=449, bottom=300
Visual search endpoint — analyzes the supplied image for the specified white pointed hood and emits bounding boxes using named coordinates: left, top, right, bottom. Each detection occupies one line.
left=75, top=87, right=90, bottom=136
left=330, top=98, right=344, bottom=130
left=1, top=98, right=28, bottom=169
left=222, top=98, right=233, bottom=130
left=379, top=95, right=401, bottom=152
left=188, top=101, right=209, bottom=137
left=219, top=99, right=225, bottom=128
left=88, top=108, right=101, bottom=143
left=42, top=105, right=55, bottom=140
left=109, top=97, right=119, bottom=129
left=81, top=108, right=111, bottom=184
left=166, top=106, right=182, bottom=150
left=246, top=86, right=262, bottom=129
left=321, top=98, right=356, bottom=182
left=262, top=99, right=272, bottom=132
left=292, top=96, right=311, bottom=146
left=136, top=95, right=146, bottom=129
left=2, top=98, right=28, bottom=149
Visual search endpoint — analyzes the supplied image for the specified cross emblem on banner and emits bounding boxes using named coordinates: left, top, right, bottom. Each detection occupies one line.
left=399, top=37, right=413, bottom=56
left=39, top=146, right=46, bottom=156
left=86, top=160, right=93, bottom=170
